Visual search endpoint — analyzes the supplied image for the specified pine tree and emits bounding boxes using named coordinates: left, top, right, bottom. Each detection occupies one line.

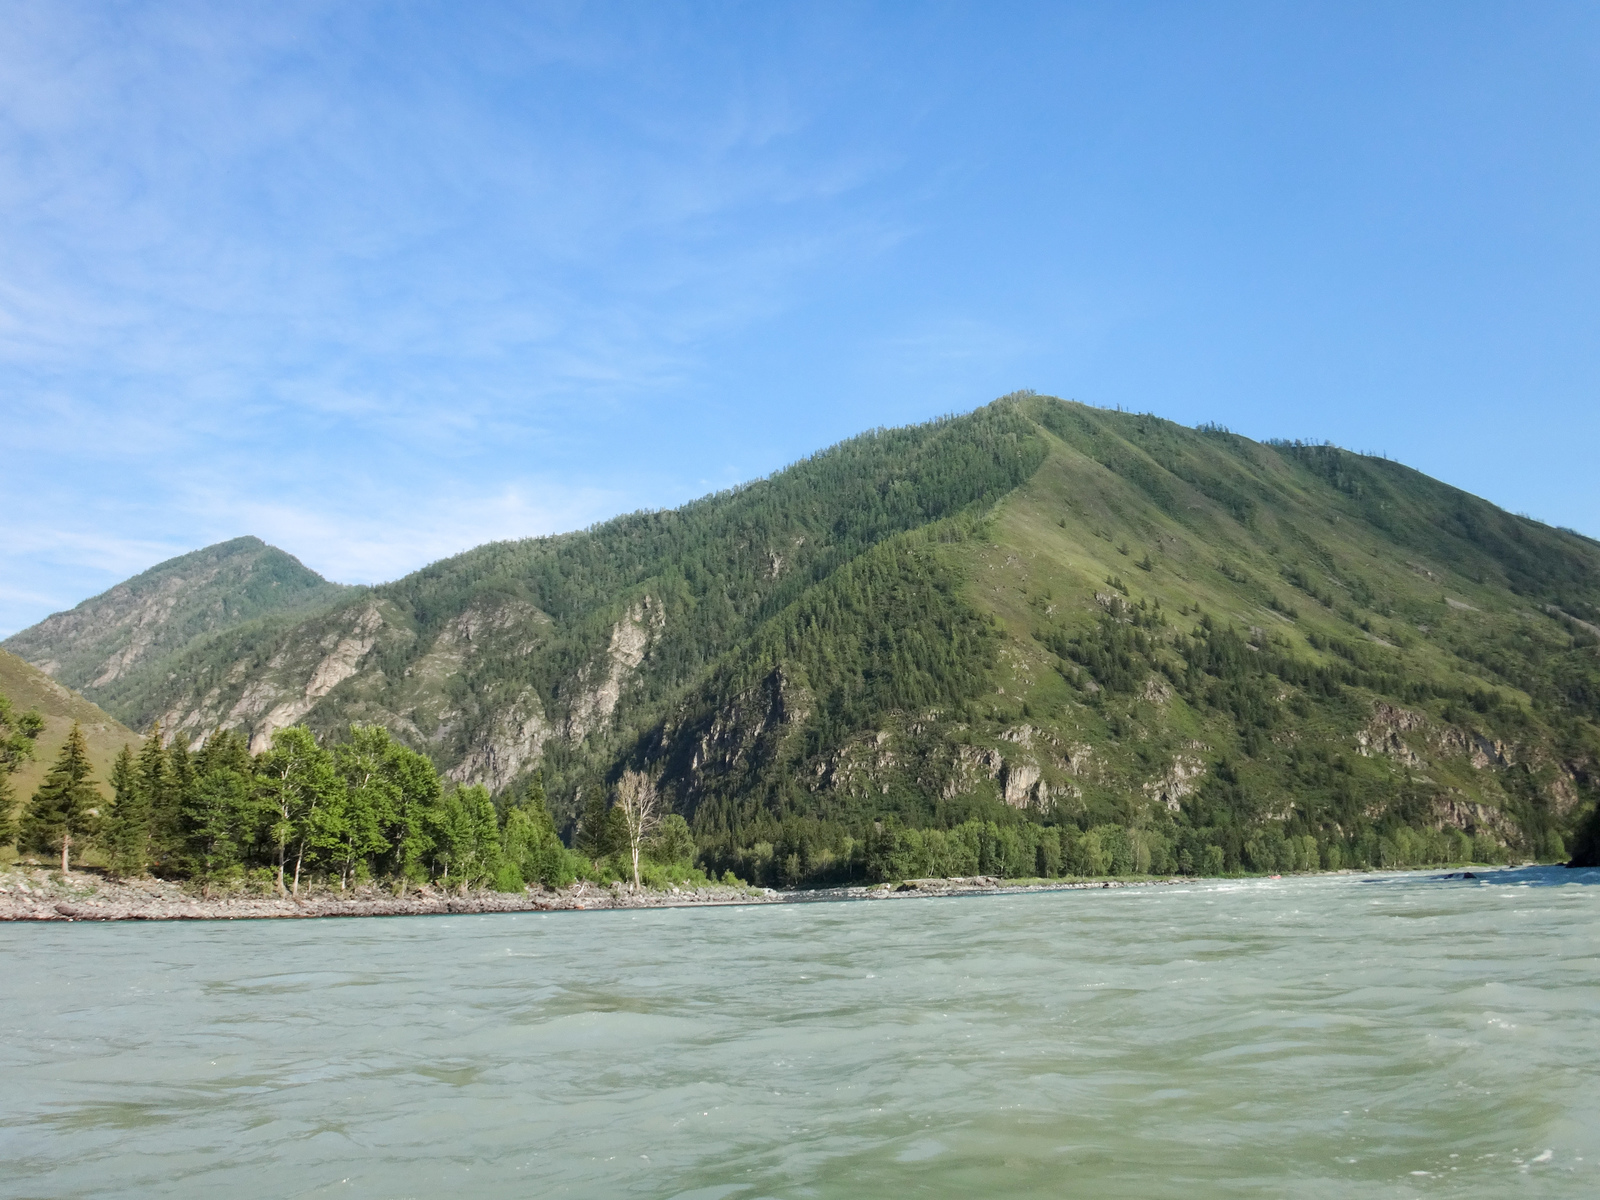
left=0, top=772, right=14, bottom=852
left=182, top=729, right=255, bottom=889
left=502, top=770, right=571, bottom=888
left=135, top=721, right=171, bottom=859
left=102, top=744, right=151, bottom=878
left=154, top=734, right=195, bottom=868
left=576, top=786, right=621, bottom=860
left=22, top=722, right=100, bottom=872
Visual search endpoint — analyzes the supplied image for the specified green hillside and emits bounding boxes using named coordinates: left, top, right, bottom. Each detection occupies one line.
left=27, top=396, right=1600, bottom=884
left=0, top=649, right=140, bottom=854
left=3, top=535, right=350, bottom=709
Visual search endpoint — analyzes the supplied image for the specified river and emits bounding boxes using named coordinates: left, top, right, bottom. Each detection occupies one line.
left=2, top=866, right=1596, bottom=1198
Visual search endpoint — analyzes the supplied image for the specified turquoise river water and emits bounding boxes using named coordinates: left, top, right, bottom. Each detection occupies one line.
left=2, top=867, right=1597, bottom=1198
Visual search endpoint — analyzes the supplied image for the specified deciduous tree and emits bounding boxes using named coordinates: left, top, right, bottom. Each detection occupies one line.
left=614, top=769, right=663, bottom=893
left=256, top=726, right=343, bottom=896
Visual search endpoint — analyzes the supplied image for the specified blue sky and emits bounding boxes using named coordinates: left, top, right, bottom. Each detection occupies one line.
left=3, top=2, right=1598, bottom=636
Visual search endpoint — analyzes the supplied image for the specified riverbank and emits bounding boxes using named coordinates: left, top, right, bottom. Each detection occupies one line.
left=0, top=866, right=1194, bottom=921
left=0, top=866, right=777, bottom=921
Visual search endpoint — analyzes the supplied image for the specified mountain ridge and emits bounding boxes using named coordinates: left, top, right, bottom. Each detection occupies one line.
left=3, top=535, right=351, bottom=714
left=8, top=396, right=1599, bottom=879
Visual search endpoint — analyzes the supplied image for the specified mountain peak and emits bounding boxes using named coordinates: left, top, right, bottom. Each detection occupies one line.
left=2, top=538, right=350, bottom=704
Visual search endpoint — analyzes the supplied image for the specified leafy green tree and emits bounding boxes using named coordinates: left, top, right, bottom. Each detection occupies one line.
left=427, top=785, right=500, bottom=888
left=22, top=722, right=100, bottom=872
left=503, top=771, right=575, bottom=887
left=331, top=726, right=438, bottom=883
left=457, top=786, right=503, bottom=887
left=648, top=813, right=695, bottom=867
left=325, top=727, right=400, bottom=890
left=102, top=745, right=151, bottom=877
left=0, top=692, right=44, bottom=849
left=256, top=726, right=343, bottom=895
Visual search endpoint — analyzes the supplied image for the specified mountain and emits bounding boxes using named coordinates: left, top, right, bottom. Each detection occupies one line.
left=0, top=649, right=140, bottom=824
left=3, top=536, right=351, bottom=721
left=17, top=396, right=1600, bottom=880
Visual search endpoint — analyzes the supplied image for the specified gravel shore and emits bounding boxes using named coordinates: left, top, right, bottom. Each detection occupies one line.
left=0, top=866, right=1183, bottom=922
left=0, top=867, right=779, bottom=921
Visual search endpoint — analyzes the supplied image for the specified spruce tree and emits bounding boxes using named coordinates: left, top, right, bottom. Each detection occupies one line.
left=576, top=787, right=619, bottom=860
left=135, top=721, right=171, bottom=853
left=22, top=722, right=100, bottom=872
left=154, top=735, right=195, bottom=868
left=102, top=744, right=151, bottom=878
left=181, top=728, right=255, bottom=887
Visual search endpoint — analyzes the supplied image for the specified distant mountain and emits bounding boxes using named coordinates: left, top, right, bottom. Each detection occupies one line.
left=3, top=536, right=350, bottom=724
left=0, top=648, right=139, bottom=819
left=14, top=397, right=1600, bottom=879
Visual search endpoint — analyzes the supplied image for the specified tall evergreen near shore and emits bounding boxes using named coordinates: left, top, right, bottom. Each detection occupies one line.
left=102, top=745, right=150, bottom=878
left=22, top=723, right=100, bottom=872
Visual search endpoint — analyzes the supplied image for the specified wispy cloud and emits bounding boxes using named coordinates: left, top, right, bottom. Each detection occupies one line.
left=0, top=3, right=917, bottom=632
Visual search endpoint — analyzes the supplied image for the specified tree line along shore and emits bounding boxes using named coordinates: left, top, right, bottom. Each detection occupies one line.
left=2, top=686, right=1553, bottom=913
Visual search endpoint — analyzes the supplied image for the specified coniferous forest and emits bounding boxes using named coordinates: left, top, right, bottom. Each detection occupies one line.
left=5, top=395, right=1600, bottom=891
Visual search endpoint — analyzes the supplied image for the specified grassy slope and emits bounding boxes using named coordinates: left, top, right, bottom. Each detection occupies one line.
left=660, top=398, right=1599, bottom=878
left=957, top=400, right=1598, bottom=839
left=1, top=649, right=140, bottom=845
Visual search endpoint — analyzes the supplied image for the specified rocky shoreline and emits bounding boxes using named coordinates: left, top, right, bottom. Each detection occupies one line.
left=0, top=866, right=1190, bottom=922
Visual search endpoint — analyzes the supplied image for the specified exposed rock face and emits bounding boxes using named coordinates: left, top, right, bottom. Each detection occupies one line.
left=1431, top=724, right=1514, bottom=770
left=446, top=691, right=553, bottom=792
left=685, top=667, right=809, bottom=791
left=1357, top=702, right=1427, bottom=767
left=566, top=597, right=664, bottom=741
left=999, top=760, right=1044, bottom=808
left=944, top=743, right=1002, bottom=799
left=941, top=739, right=1056, bottom=809
left=1144, top=756, right=1206, bottom=812
left=1546, top=604, right=1600, bottom=641
left=1429, top=795, right=1516, bottom=839
left=244, top=603, right=387, bottom=752
left=3, top=536, right=346, bottom=701
left=155, top=600, right=400, bottom=750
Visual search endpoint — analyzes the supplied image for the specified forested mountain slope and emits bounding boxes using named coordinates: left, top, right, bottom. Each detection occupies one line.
left=26, top=397, right=1600, bottom=879
left=4, top=537, right=349, bottom=711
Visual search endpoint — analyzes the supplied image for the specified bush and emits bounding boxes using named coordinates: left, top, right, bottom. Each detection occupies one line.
left=492, top=863, right=525, bottom=893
